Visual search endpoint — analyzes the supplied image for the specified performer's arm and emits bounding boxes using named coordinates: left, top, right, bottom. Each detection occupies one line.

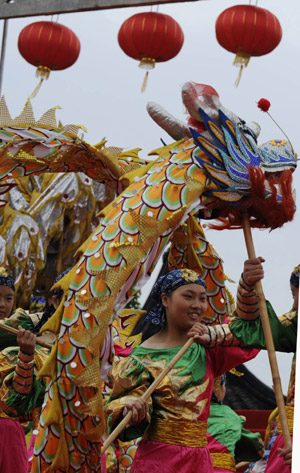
left=229, top=258, right=297, bottom=352
left=230, top=257, right=263, bottom=323
left=1, top=327, right=46, bottom=418
left=12, top=326, right=36, bottom=394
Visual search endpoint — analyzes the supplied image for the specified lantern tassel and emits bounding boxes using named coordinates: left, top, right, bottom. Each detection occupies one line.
left=28, top=78, right=44, bottom=100
left=234, top=65, right=243, bottom=88
left=233, top=52, right=251, bottom=87
left=141, top=71, right=149, bottom=93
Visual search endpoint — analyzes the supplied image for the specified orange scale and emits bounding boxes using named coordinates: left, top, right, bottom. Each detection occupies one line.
left=120, top=210, right=139, bottom=231
left=63, top=303, right=80, bottom=322
left=42, top=436, right=58, bottom=457
left=188, top=164, right=208, bottom=184
left=205, top=279, right=215, bottom=291
left=152, top=169, right=166, bottom=182
left=124, top=193, right=143, bottom=209
left=149, top=207, right=160, bottom=218
left=87, top=236, right=102, bottom=251
left=121, top=458, right=132, bottom=468
left=91, top=277, right=107, bottom=295
left=89, top=251, right=106, bottom=269
left=143, top=185, right=163, bottom=204
left=106, top=205, right=122, bottom=221
left=58, top=339, right=77, bottom=358
left=211, top=295, right=226, bottom=311
left=72, top=269, right=87, bottom=286
left=102, top=220, right=120, bottom=240
left=163, top=184, right=182, bottom=207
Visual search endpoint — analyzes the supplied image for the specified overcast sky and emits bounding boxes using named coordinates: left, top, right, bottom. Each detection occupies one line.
left=1, top=0, right=299, bottom=395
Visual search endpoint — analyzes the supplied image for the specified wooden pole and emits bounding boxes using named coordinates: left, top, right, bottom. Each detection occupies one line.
left=0, top=322, right=52, bottom=350
left=101, top=337, right=194, bottom=454
left=242, top=214, right=291, bottom=449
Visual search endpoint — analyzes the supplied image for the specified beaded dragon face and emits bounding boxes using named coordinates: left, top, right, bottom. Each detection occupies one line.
left=147, top=81, right=297, bottom=228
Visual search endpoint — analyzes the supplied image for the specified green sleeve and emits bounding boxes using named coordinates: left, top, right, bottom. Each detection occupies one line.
left=230, top=301, right=297, bottom=353
left=0, top=311, right=34, bottom=351
left=0, top=346, right=46, bottom=417
left=5, top=375, right=45, bottom=416
left=208, top=403, right=243, bottom=456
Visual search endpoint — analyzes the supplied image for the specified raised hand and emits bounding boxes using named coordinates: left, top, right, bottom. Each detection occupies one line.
left=242, top=257, right=265, bottom=286
left=187, top=322, right=210, bottom=345
left=17, top=325, right=36, bottom=354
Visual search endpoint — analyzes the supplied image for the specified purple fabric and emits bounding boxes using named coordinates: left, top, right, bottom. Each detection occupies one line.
left=0, top=418, right=27, bottom=473
left=132, top=440, right=213, bottom=473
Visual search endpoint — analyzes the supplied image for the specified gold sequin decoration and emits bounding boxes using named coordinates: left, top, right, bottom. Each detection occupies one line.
left=71, top=325, right=103, bottom=357
left=276, top=405, right=294, bottom=435
left=144, top=418, right=208, bottom=447
left=211, top=453, right=236, bottom=471
left=79, top=391, right=105, bottom=418
left=74, top=357, right=101, bottom=388
left=117, top=245, right=147, bottom=268
left=129, top=209, right=170, bottom=244
left=83, top=425, right=103, bottom=442
left=184, top=172, right=207, bottom=201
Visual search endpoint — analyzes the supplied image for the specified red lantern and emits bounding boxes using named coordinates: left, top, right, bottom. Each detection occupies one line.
left=118, top=12, right=184, bottom=91
left=215, top=5, right=282, bottom=85
left=18, top=21, right=80, bottom=79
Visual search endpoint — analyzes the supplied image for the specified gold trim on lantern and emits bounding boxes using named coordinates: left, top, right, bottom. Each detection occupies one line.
left=36, top=65, right=51, bottom=79
left=233, top=51, right=251, bottom=68
left=138, top=57, right=156, bottom=70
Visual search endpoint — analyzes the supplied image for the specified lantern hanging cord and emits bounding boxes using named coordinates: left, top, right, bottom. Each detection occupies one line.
left=141, top=71, right=149, bottom=93
left=28, top=77, right=44, bottom=100
left=234, top=65, right=243, bottom=88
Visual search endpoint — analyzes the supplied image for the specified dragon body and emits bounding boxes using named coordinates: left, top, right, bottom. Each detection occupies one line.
left=0, top=83, right=296, bottom=472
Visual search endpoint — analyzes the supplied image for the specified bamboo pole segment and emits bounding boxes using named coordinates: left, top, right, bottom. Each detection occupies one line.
left=242, top=214, right=291, bottom=449
left=0, top=322, right=52, bottom=350
left=101, top=336, right=194, bottom=454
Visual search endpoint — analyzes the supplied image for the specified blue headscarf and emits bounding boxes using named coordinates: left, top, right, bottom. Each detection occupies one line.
left=0, top=267, right=15, bottom=291
left=145, top=268, right=206, bottom=327
left=290, top=265, right=300, bottom=289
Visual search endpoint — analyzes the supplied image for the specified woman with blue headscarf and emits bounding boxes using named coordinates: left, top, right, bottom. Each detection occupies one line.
left=106, top=268, right=259, bottom=473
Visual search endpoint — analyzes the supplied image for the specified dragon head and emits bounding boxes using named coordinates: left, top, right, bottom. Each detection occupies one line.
left=147, top=81, right=297, bottom=229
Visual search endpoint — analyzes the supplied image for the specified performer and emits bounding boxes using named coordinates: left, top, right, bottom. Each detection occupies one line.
left=106, top=268, right=259, bottom=473
left=0, top=267, right=46, bottom=473
left=229, top=258, right=298, bottom=472
left=207, top=374, right=264, bottom=473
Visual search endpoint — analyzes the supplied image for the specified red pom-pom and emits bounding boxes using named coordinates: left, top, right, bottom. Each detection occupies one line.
left=257, top=98, right=271, bottom=112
